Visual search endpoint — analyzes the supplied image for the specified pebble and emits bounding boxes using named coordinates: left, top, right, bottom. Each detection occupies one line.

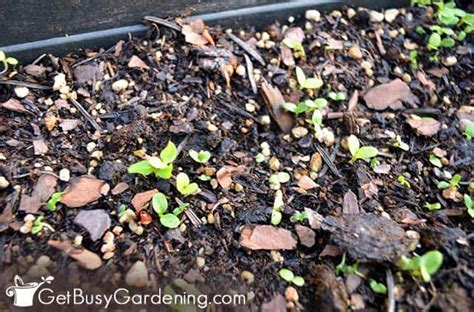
left=125, top=261, right=149, bottom=287
left=305, top=10, right=321, bottom=22
left=347, top=8, right=356, bottom=19
left=112, top=79, right=129, bottom=93
left=348, top=46, right=363, bottom=60
left=86, top=142, right=96, bottom=153
left=360, top=61, right=372, bottom=70
left=370, top=10, right=384, bottom=22
left=240, top=271, right=255, bottom=283
left=207, top=123, right=218, bottom=132
left=402, top=73, right=412, bottom=83
left=264, top=41, right=275, bottom=49
left=235, top=65, right=246, bottom=76
left=285, top=286, right=299, bottom=303
left=245, top=103, right=256, bottom=113
left=389, top=30, right=399, bottom=38
left=14, top=87, right=29, bottom=98
left=0, top=176, right=10, bottom=189
left=331, top=10, right=342, bottom=18
left=292, top=127, right=308, bottom=138
left=196, top=256, right=206, bottom=268
left=269, top=157, right=281, bottom=171
left=261, top=32, right=270, bottom=42
left=59, top=168, right=70, bottom=182
left=443, top=56, right=457, bottom=67
left=323, top=129, right=335, bottom=147
left=384, top=9, right=399, bottom=23
left=260, top=115, right=271, bottom=125
left=310, top=153, right=323, bottom=172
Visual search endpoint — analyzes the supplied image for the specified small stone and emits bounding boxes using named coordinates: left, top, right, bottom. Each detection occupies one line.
left=245, top=103, right=256, bottom=113
left=112, top=79, right=129, bottom=93
left=310, top=153, right=323, bottom=172
left=14, top=87, right=29, bottom=98
left=298, top=176, right=318, bottom=190
left=323, top=129, right=335, bottom=147
left=348, top=46, right=363, bottom=60
left=261, top=32, right=270, bottom=42
left=236, top=65, right=246, bottom=76
left=260, top=115, right=271, bottom=125
left=196, top=256, right=205, bottom=268
left=331, top=10, right=342, bottom=18
left=384, top=9, right=399, bottom=23
left=370, top=10, right=384, bottom=23
left=402, top=73, right=412, bottom=83
left=292, top=127, right=308, bottom=138
left=0, top=176, right=10, bottom=189
left=269, top=157, right=281, bottom=171
left=59, top=168, right=70, bottom=182
left=207, top=123, right=218, bottom=132
left=240, top=271, right=255, bottom=283
left=361, top=61, right=372, bottom=70
left=125, top=261, right=149, bottom=287
left=347, top=8, right=356, bottom=19
left=285, top=286, right=299, bottom=303
left=443, top=56, right=457, bottom=67
left=305, top=10, right=321, bottom=22
left=86, top=142, right=96, bottom=153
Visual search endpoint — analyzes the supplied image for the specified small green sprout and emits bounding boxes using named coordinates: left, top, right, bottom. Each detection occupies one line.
left=271, top=190, right=284, bottom=225
left=424, top=202, right=441, bottom=211
left=295, top=66, right=323, bottom=90
left=0, top=50, right=19, bottom=75
left=269, top=172, right=291, bottom=190
left=464, top=194, right=474, bottom=218
left=392, top=135, right=409, bottom=151
left=290, top=211, right=309, bottom=223
left=429, top=155, right=443, bottom=168
left=176, top=173, right=200, bottom=197
left=151, top=192, right=188, bottom=228
left=31, top=216, right=55, bottom=235
left=369, top=157, right=380, bottom=169
left=255, top=142, right=271, bottom=163
left=283, top=98, right=327, bottom=116
left=279, top=268, right=305, bottom=287
left=335, top=253, right=364, bottom=278
left=46, top=192, right=63, bottom=212
left=189, top=149, right=211, bottom=164
left=128, top=141, right=177, bottom=179
left=282, top=38, right=306, bottom=58
left=435, top=2, right=466, bottom=26
left=411, top=0, right=431, bottom=6
left=437, top=174, right=461, bottom=190
left=398, top=176, right=411, bottom=189
left=464, top=122, right=474, bottom=140
left=408, top=50, right=418, bottom=69
left=328, top=92, right=346, bottom=101
left=348, top=135, right=378, bottom=162
left=369, top=279, right=387, bottom=295
left=398, top=250, right=443, bottom=282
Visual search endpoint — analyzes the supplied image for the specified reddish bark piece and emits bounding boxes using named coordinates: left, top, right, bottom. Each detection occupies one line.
left=74, top=209, right=111, bottom=241
left=19, top=174, right=58, bottom=214
left=407, top=118, right=441, bottom=137
left=295, top=224, right=316, bottom=247
left=1, top=98, right=30, bottom=114
left=131, top=189, right=158, bottom=212
left=261, top=294, right=287, bottom=312
left=24, top=64, right=47, bottom=77
left=0, top=191, right=17, bottom=232
left=33, top=139, right=48, bottom=155
left=304, top=208, right=324, bottom=230
left=261, top=81, right=295, bottom=133
left=73, top=64, right=103, bottom=83
left=60, top=175, right=106, bottom=208
left=342, top=190, right=359, bottom=214
left=182, top=25, right=208, bottom=46
left=111, top=182, right=129, bottom=195
left=189, top=19, right=205, bottom=34
left=128, top=55, right=149, bottom=69
left=313, top=265, right=349, bottom=311
left=216, top=165, right=246, bottom=190
left=48, top=240, right=102, bottom=270
left=298, top=175, right=318, bottom=190
left=240, top=225, right=297, bottom=250
left=59, top=119, right=81, bottom=131
left=363, top=79, right=417, bottom=111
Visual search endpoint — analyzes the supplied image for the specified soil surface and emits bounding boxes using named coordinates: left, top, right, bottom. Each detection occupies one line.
left=1, top=3, right=473, bottom=311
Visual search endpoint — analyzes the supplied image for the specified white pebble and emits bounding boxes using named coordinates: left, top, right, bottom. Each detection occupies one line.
left=112, top=79, right=129, bottom=93
left=305, top=10, right=321, bottom=22
left=14, top=87, right=29, bottom=98
left=86, top=142, right=96, bottom=153
left=59, top=168, right=70, bottom=182
left=0, top=176, right=10, bottom=189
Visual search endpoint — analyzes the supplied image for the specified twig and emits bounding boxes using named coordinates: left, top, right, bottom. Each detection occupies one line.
left=315, top=143, right=341, bottom=177
left=143, top=16, right=181, bottom=32
left=386, top=269, right=395, bottom=312
left=70, top=99, right=104, bottom=132
left=221, top=102, right=258, bottom=122
left=244, top=54, right=258, bottom=94
left=227, top=32, right=266, bottom=66
left=72, top=45, right=116, bottom=68
left=0, top=80, right=50, bottom=90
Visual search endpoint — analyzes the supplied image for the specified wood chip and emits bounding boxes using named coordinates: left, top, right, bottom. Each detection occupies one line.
left=19, top=174, right=58, bottom=214
left=295, top=224, right=316, bottom=247
left=131, top=189, right=158, bottom=212
left=216, top=165, right=246, bottom=190
left=298, top=175, right=318, bottom=190
left=261, top=81, right=294, bottom=133
left=59, top=119, right=81, bottom=131
left=1, top=98, right=31, bottom=114
left=342, top=190, right=360, bottom=214
left=111, top=182, right=129, bottom=195
left=363, top=79, right=418, bottom=111
left=74, top=209, right=111, bottom=241
left=182, top=25, right=208, bottom=46
left=128, top=55, right=149, bottom=69
left=240, top=225, right=297, bottom=250
left=407, top=118, right=441, bottom=137
left=33, top=139, right=48, bottom=155
left=48, top=240, right=102, bottom=270
left=60, top=175, right=107, bottom=208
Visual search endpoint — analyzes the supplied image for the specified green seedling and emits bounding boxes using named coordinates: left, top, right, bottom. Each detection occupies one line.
left=429, top=155, right=443, bottom=168
left=437, top=174, right=461, bottom=190
left=464, top=194, right=474, bottom=218
left=31, top=216, right=55, bottom=235
left=392, top=135, right=409, bottom=151
left=464, top=122, right=474, bottom=140
left=335, top=253, right=364, bottom=278
left=408, top=50, right=418, bottom=69
left=269, top=172, right=291, bottom=190
left=398, top=176, right=411, bottom=189
left=282, top=38, right=306, bottom=58
left=328, top=91, right=346, bottom=101
left=0, top=50, right=19, bottom=75
left=176, top=173, right=200, bottom=197
left=271, top=190, right=284, bottom=225
left=128, top=141, right=177, bottom=179
left=398, top=250, right=443, bottom=282
left=151, top=192, right=189, bottom=228
left=435, top=2, right=466, bottom=26
left=424, top=202, right=441, bottom=211
left=46, top=192, right=63, bottom=212
left=255, top=142, right=271, bottom=163
left=411, top=0, right=431, bottom=6
left=369, top=279, right=387, bottom=295
left=290, top=211, right=309, bottom=223
left=348, top=135, right=378, bottom=162
left=369, top=157, right=380, bottom=169
left=189, top=149, right=211, bottom=164
left=283, top=98, right=327, bottom=116
left=279, top=268, right=305, bottom=287
left=295, top=66, right=323, bottom=90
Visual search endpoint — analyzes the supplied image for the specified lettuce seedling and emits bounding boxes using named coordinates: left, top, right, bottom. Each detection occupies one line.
left=464, top=194, right=474, bottom=218
left=369, top=279, right=387, bottom=295
left=408, top=50, right=418, bottom=69
left=295, top=66, right=323, bottom=90
left=437, top=174, right=461, bottom=190
left=328, top=92, right=346, bottom=101
left=398, top=176, right=411, bottom=189
left=429, top=155, right=442, bottom=168
left=398, top=250, right=443, bottom=282
left=290, top=211, right=309, bottom=223
left=271, top=190, right=284, bottom=225
left=282, top=38, right=306, bottom=58
left=269, top=172, right=291, bottom=190
left=128, top=141, right=177, bottom=179
left=464, top=122, right=474, bottom=140
left=151, top=192, right=188, bottom=228
left=255, top=142, right=271, bottom=163
left=176, top=173, right=200, bottom=197
left=189, top=149, right=211, bottom=164
left=279, top=268, right=305, bottom=287
left=348, top=135, right=378, bottom=162
left=0, top=50, right=19, bottom=75
left=424, top=202, right=441, bottom=211
left=435, top=2, right=466, bottom=26
left=392, top=135, right=409, bottom=151
left=31, top=216, right=55, bottom=234
left=46, top=192, right=63, bottom=212
left=411, top=0, right=431, bottom=6
left=335, top=253, right=364, bottom=278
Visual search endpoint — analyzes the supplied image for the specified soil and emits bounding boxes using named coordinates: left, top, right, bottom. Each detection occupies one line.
left=1, top=3, right=473, bottom=311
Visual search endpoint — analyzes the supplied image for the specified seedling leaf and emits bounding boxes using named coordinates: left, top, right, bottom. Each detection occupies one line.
left=160, top=141, right=177, bottom=164
left=156, top=164, right=173, bottom=179
left=47, top=192, right=63, bottom=212
left=354, top=146, right=378, bottom=160
left=348, top=135, right=360, bottom=157
left=292, top=276, right=305, bottom=287
left=369, top=279, right=387, bottom=295
left=189, top=150, right=211, bottom=164
left=279, top=269, right=294, bottom=282
left=160, top=213, right=181, bottom=228
left=128, top=160, right=154, bottom=176
left=152, top=192, right=168, bottom=216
